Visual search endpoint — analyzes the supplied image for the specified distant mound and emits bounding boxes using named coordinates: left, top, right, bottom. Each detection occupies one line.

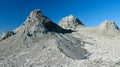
left=58, top=15, right=84, bottom=30
left=96, top=20, right=120, bottom=35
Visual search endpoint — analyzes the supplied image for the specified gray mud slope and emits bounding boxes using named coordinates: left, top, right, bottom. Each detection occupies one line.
left=0, top=9, right=89, bottom=67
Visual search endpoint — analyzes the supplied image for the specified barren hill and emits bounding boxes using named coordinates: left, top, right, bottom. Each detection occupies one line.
left=0, top=9, right=120, bottom=67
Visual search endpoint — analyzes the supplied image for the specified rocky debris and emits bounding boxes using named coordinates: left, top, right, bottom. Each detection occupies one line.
left=59, top=15, right=84, bottom=30
left=0, top=31, right=15, bottom=41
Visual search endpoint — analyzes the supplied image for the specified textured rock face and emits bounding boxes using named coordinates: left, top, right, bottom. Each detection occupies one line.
left=1, top=10, right=120, bottom=67
left=59, top=15, right=84, bottom=30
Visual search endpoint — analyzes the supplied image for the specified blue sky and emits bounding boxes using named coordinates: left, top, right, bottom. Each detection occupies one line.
left=0, top=0, right=120, bottom=34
